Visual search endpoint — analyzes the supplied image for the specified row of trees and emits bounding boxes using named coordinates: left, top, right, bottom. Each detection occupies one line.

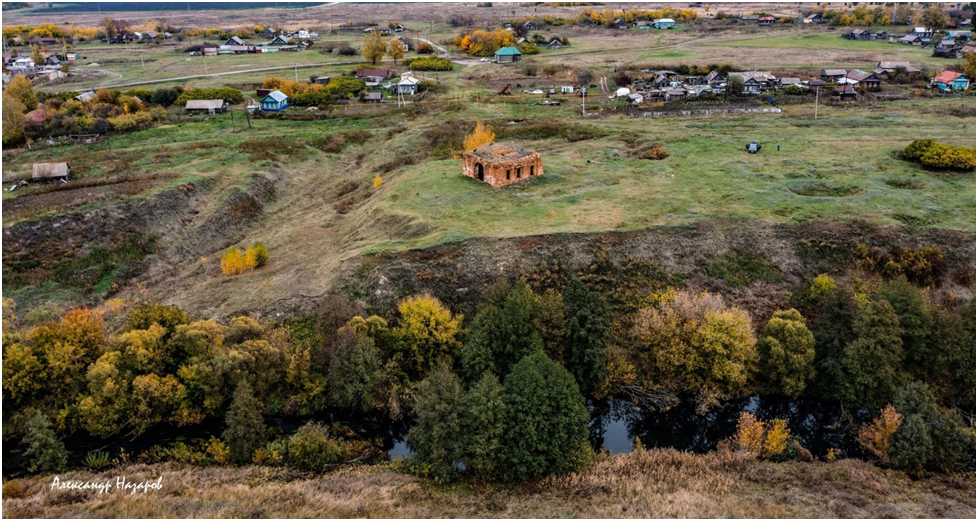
left=2, top=78, right=168, bottom=146
left=3, top=264, right=974, bottom=477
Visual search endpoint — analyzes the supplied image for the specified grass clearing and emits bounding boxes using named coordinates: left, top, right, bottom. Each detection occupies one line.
left=2, top=450, right=974, bottom=518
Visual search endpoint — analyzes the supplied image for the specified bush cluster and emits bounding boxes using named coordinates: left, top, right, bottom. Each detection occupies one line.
left=221, top=242, right=269, bottom=276
left=402, top=57, right=453, bottom=71
left=902, top=139, right=976, bottom=171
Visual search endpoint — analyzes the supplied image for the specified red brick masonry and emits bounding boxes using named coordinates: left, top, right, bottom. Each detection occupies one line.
left=462, top=142, right=544, bottom=188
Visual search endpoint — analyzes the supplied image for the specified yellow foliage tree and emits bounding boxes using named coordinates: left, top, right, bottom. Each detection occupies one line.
left=222, top=243, right=269, bottom=276
left=463, top=121, right=495, bottom=152
left=373, top=174, right=383, bottom=188
left=363, top=31, right=386, bottom=65
left=857, top=404, right=903, bottom=465
left=762, top=419, right=791, bottom=459
left=392, top=293, right=463, bottom=378
left=221, top=247, right=249, bottom=276
left=6, top=75, right=38, bottom=111
left=386, top=38, right=405, bottom=64
left=732, top=412, right=792, bottom=460
left=735, top=412, right=765, bottom=457
left=2, top=94, right=26, bottom=145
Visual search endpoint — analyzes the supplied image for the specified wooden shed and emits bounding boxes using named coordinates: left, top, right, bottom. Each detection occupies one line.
left=33, top=162, right=71, bottom=182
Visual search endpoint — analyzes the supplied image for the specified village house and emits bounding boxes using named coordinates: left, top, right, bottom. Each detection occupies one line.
left=32, top=162, right=71, bottom=182
left=653, top=18, right=676, bottom=29
left=356, top=68, right=390, bottom=83
left=363, top=92, right=383, bottom=103
left=396, top=37, right=410, bottom=52
left=74, top=91, right=97, bottom=103
left=836, top=85, right=858, bottom=100
left=898, top=34, right=922, bottom=45
left=932, top=70, right=971, bottom=91
left=875, top=61, right=916, bottom=76
left=910, top=27, right=934, bottom=38
left=494, top=46, right=522, bottom=63
left=295, top=28, right=318, bottom=39
left=844, top=29, right=871, bottom=40
left=740, top=14, right=760, bottom=22
left=548, top=39, right=563, bottom=49
left=522, top=21, right=536, bottom=31
left=614, top=18, right=628, bottom=29
left=820, top=68, right=847, bottom=82
left=803, top=13, right=823, bottom=24
left=778, top=77, right=802, bottom=88
left=313, top=76, right=331, bottom=85
left=185, top=99, right=229, bottom=114
left=462, top=143, right=543, bottom=188
left=397, top=72, right=420, bottom=95
left=393, top=24, right=405, bottom=32
left=266, top=35, right=292, bottom=46
left=260, top=90, right=289, bottom=111
left=945, top=30, right=973, bottom=42
left=224, top=36, right=246, bottom=46
left=845, top=70, right=881, bottom=90
left=758, top=17, right=776, bottom=26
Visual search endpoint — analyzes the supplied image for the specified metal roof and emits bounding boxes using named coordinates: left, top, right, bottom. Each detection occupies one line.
left=262, top=90, right=288, bottom=102
left=186, top=99, right=227, bottom=110
left=494, top=46, right=522, bottom=56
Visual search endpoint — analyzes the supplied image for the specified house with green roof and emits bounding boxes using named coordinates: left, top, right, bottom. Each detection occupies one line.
left=494, top=46, right=522, bottom=63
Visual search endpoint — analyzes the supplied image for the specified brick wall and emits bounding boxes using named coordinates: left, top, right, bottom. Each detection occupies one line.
left=462, top=152, right=543, bottom=188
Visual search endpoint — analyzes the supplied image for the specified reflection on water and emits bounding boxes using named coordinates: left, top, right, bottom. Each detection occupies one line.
left=590, top=396, right=865, bottom=457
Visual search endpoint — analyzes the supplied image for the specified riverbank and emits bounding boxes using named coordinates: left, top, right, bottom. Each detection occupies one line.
left=3, top=449, right=974, bottom=518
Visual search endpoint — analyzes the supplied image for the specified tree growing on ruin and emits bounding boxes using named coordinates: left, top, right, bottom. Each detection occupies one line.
left=463, top=121, right=495, bottom=152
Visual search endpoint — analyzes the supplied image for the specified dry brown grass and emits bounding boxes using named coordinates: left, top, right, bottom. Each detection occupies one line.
left=3, top=449, right=973, bottom=519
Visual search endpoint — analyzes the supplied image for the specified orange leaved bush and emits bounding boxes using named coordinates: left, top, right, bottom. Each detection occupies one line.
left=857, top=404, right=903, bottom=465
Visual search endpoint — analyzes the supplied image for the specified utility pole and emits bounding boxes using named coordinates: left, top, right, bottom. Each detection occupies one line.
left=202, top=50, right=208, bottom=75
left=294, top=63, right=298, bottom=82
left=230, top=108, right=236, bottom=132
left=582, top=87, right=586, bottom=117
left=814, top=85, right=819, bottom=120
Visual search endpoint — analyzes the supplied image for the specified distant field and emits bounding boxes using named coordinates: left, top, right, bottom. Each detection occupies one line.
left=21, top=2, right=327, bottom=15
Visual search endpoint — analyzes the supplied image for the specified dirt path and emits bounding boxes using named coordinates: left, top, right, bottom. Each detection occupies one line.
left=88, top=61, right=361, bottom=90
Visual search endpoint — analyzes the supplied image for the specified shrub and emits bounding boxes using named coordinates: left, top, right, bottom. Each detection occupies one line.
left=205, top=437, right=231, bottom=464
left=902, top=139, right=976, bottom=171
left=403, top=57, right=453, bottom=71
left=221, top=247, right=249, bottom=276
left=640, top=143, right=669, bottom=160
left=23, top=412, right=68, bottom=473
left=416, top=42, right=434, bottom=54
left=373, top=174, right=383, bottom=188
left=287, top=422, right=345, bottom=472
left=253, top=439, right=287, bottom=466
left=174, top=87, right=244, bottom=105
left=857, top=404, right=903, bottom=465
left=246, top=242, right=269, bottom=268
left=728, top=412, right=791, bottom=460
left=83, top=450, right=112, bottom=470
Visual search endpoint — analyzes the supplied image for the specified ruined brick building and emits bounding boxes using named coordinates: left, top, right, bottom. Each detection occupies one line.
left=462, top=143, right=543, bottom=188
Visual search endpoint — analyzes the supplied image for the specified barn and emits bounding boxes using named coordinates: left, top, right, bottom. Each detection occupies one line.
left=494, top=47, right=522, bottom=63
left=33, top=162, right=71, bottom=182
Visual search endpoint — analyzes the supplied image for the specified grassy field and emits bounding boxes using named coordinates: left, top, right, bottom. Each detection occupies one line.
left=3, top=89, right=974, bottom=316
left=2, top=449, right=974, bottom=518
left=376, top=98, right=976, bottom=252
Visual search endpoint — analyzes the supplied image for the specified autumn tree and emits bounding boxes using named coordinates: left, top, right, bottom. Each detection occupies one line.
left=1, top=94, right=26, bottom=145
left=561, top=278, right=611, bottom=395
left=857, top=404, right=903, bottom=465
left=391, top=294, right=463, bottom=379
left=31, top=44, right=44, bottom=66
left=463, top=121, right=495, bottom=152
left=756, top=309, right=815, bottom=397
left=363, top=30, right=386, bottom=65
left=920, top=6, right=949, bottom=31
left=633, top=291, right=757, bottom=411
left=6, top=75, right=38, bottom=111
left=386, top=38, right=405, bottom=64
left=964, top=52, right=976, bottom=81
